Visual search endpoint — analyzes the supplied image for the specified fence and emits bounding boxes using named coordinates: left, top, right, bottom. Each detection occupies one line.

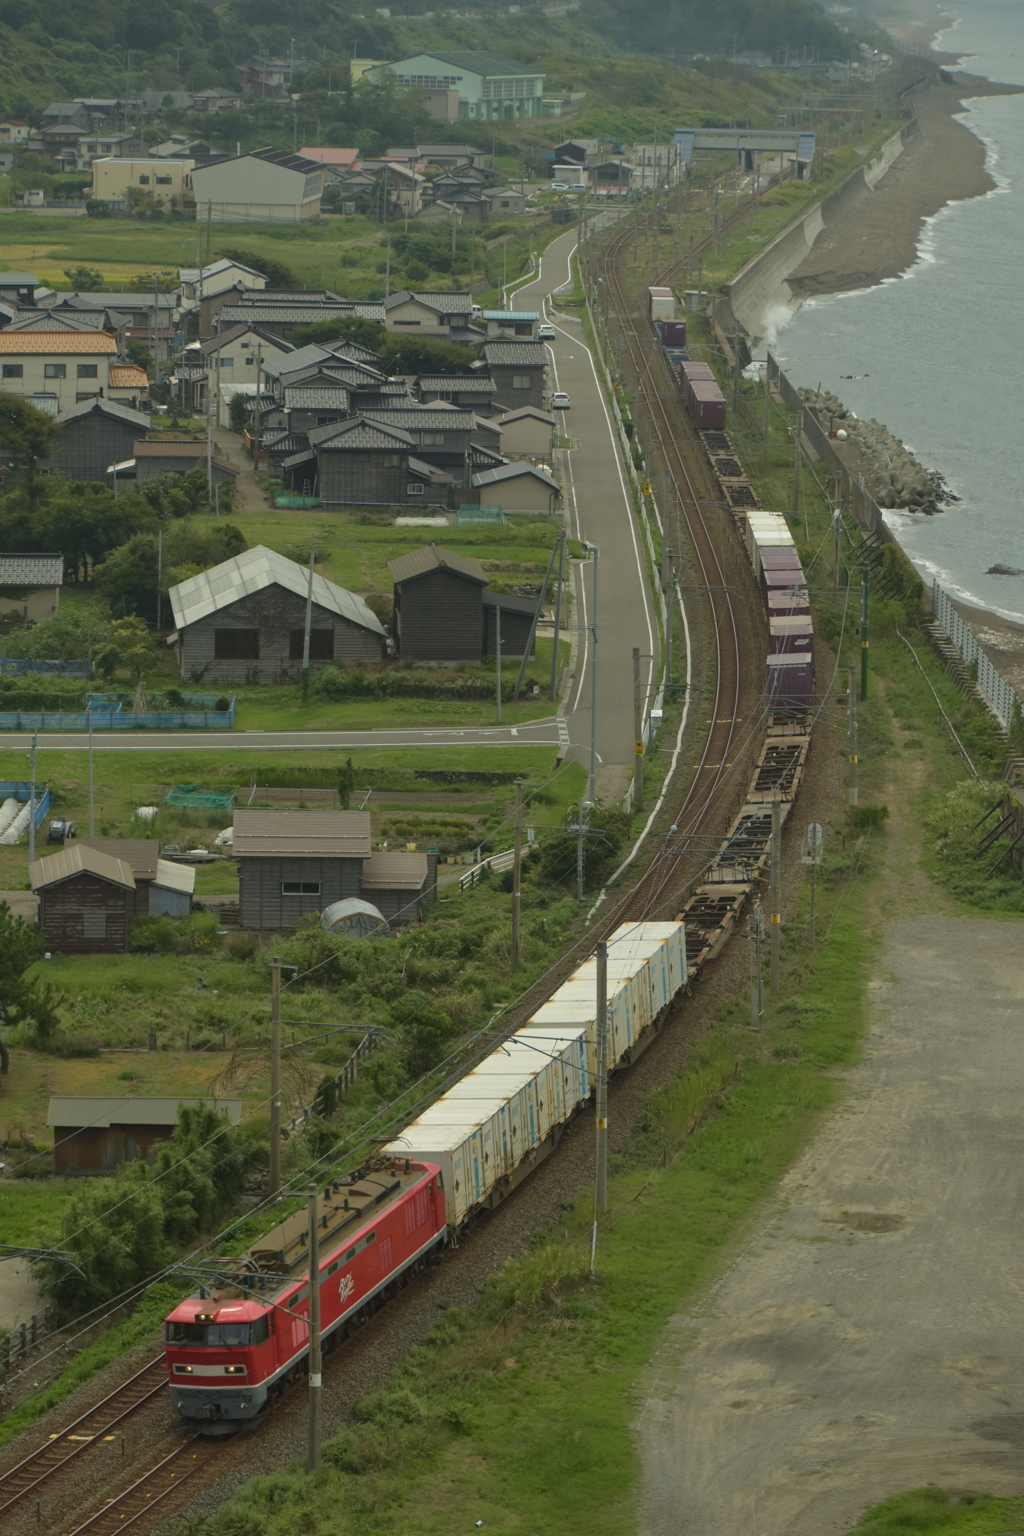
left=0, top=658, right=92, bottom=677
left=932, top=581, right=1018, bottom=729
left=456, top=504, right=504, bottom=525
left=0, top=699, right=236, bottom=731
left=0, top=1303, right=59, bottom=1374
left=766, top=352, right=889, bottom=538
left=458, top=847, right=515, bottom=891
left=284, top=1032, right=376, bottom=1136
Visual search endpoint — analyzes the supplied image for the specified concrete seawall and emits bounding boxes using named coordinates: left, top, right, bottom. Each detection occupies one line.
left=723, top=121, right=919, bottom=347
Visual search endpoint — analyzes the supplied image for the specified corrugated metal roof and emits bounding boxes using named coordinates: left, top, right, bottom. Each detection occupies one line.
left=0, top=553, right=63, bottom=584
left=361, top=851, right=428, bottom=889
left=0, top=332, right=117, bottom=354
left=79, top=837, right=159, bottom=879
left=30, top=843, right=135, bottom=892
left=169, top=545, right=385, bottom=636
left=233, top=809, right=372, bottom=859
left=309, top=418, right=413, bottom=450
left=154, top=858, right=195, bottom=895
left=387, top=543, right=486, bottom=585
left=406, top=50, right=540, bottom=75
left=47, top=1095, right=241, bottom=1129
left=482, top=341, right=547, bottom=367
left=109, top=365, right=148, bottom=387
left=473, top=461, right=559, bottom=491
left=57, top=398, right=151, bottom=428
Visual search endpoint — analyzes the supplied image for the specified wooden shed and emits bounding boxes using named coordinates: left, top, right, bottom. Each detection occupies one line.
left=48, top=398, right=151, bottom=483
left=168, top=545, right=386, bottom=685
left=482, top=591, right=536, bottom=660
left=471, top=460, right=560, bottom=516
left=30, top=844, right=136, bottom=954
left=359, top=850, right=438, bottom=925
left=387, top=543, right=487, bottom=663
left=234, top=809, right=372, bottom=930
left=494, top=405, right=555, bottom=459
left=48, top=1096, right=243, bottom=1176
left=79, top=838, right=194, bottom=918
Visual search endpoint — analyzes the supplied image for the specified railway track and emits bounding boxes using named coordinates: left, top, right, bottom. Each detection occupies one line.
left=63, top=1437, right=216, bottom=1536
left=0, top=1356, right=166, bottom=1520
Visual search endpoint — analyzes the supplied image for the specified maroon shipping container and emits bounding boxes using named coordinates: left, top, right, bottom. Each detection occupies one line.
left=766, top=654, right=814, bottom=708
left=769, top=616, right=814, bottom=655
left=759, top=547, right=801, bottom=569
left=689, top=391, right=726, bottom=431
left=660, top=319, right=687, bottom=346
left=760, top=561, right=807, bottom=607
left=768, top=592, right=811, bottom=618
left=681, top=360, right=714, bottom=381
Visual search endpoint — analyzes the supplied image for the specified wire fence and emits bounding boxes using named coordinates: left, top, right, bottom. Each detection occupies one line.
left=0, top=1303, right=59, bottom=1375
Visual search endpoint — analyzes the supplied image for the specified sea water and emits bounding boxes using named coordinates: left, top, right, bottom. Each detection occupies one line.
left=772, top=0, right=1024, bottom=620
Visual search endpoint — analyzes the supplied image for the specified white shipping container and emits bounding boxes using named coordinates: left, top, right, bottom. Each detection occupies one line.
left=608, top=921, right=686, bottom=997
left=531, top=969, right=635, bottom=1068
left=746, top=516, right=793, bottom=565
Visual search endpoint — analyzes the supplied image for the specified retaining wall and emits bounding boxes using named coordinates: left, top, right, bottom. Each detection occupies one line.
left=724, top=120, right=920, bottom=344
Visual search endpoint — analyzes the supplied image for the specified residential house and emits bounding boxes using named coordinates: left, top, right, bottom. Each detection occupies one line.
left=189, top=87, right=242, bottom=112
left=74, top=132, right=144, bottom=170
left=0, top=553, right=64, bottom=623
left=364, top=402, right=502, bottom=474
left=415, top=374, right=497, bottom=412
left=0, top=273, right=41, bottom=307
left=0, top=120, right=30, bottom=145
left=91, top=157, right=193, bottom=212
left=422, top=187, right=490, bottom=223
left=0, top=332, right=120, bottom=412
left=406, top=143, right=495, bottom=171
left=150, top=136, right=213, bottom=160
left=178, top=259, right=268, bottom=337
left=196, top=324, right=292, bottom=412
left=303, top=417, right=453, bottom=507
left=47, top=398, right=151, bottom=482
left=485, top=188, right=527, bottom=216
left=359, top=850, right=438, bottom=925
left=233, top=809, right=372, bottom=930
left=78, top=838, right=195, bottom=918
left=190, top=147, right=326, bottom=223
left=299, top=146, right=360, bottom=179
left=107, top=363, right=150, bottom=409
left=477, top=340, right=547, bottom=410
left=388, top=543, right=488, bottom=662
left=54, top=291, right=178, bottom=331
left=374, top=54, right=546, bottom=121
left=49, top=1096, right=242, bottom=1176
left=0, top=150, right=13, bottom=174
left=217, top=293, right=383, bottom=340
left=482, top=309, right=538, bottom=339
left=31, top=844, right=137, bottom=954
left=127, top=439, right=238, bottom=488
left=237, top=54, right=313, bottom=99
left=168, top=545, right=386, bottom=685
left=472, top=459, right=560, bottom=515
left=382, top=290, right=477, bottom=342
left=494, top=404, right=555, bottom=458
left=42, top=101, right=90, bottom=131
left=356, top=159, right=424, bottom=217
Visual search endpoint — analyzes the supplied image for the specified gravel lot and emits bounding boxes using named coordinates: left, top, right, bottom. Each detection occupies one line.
left=638, top=912, right=1024, bottom=1535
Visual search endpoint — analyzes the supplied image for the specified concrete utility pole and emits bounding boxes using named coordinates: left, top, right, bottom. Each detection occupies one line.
left=300, top=537, right=315, bottom=705
left=587, top=544, right=599, bottom=802
left=269, top=957, right=282, bottom=1196
left=88, top=706, right=94, bottom=837
left=511, top=777, right=523, bottom=971
left=495, top=605, right=502, bottom=725
left=632, top=646, right=644, bottom=813
left=792, top=405, right=802, bottom=515
left=307, top=1187, right=322, bottom=1472
left=860, top=570, right=870, bottom=700
left=27, top=730, right=37, bottom=867
left=549, top=529, right=566, bottom=701
left=663, top=547, right=674, bottom=686
left=749, top=900, right=764, bottom=1026
left=769, top=799, right=782, bottom=998
left=845, top=666, right=858, bottom=829
left=252, top=350, right=263, bottom=473
left=594, top=939, right=609, bottom=1226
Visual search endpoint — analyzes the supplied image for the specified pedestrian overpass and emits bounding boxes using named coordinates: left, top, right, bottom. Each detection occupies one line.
left=673, top=127, right=816, bottom=173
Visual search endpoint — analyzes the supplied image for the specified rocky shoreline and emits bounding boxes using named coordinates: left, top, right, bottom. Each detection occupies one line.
left=797, top=385, right=959, bottom=517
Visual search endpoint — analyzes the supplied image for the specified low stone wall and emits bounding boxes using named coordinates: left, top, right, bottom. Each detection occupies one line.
left=723, top=121, right=920, bottom=345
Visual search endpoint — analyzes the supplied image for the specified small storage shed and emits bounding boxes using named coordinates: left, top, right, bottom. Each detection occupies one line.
left=388, top=543, right=488, bottom=663
left=359, top=850, right=438, bottom=925
left=234, top=809, right=372, bottom=930
left=31, top=844, right=136, bottom=954
left=0, top=552, right=64, bottom=623
left=482, top=591, right=536, bottom=659
left=48, top=398, right=151, bottom=483
left=494, top=405, right=555, bottom=459
left=471, top=460, right=560, bottom=516
left=49, top=1096, right=243, bottom=1176
left=169, top=545, right=386, bottom=685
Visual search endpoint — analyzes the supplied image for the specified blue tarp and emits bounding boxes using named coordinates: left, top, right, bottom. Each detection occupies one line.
left=0, top=658, right=93, bottom=677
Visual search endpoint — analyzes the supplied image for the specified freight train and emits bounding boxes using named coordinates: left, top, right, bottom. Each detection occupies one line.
left=164, top=923, right=688, bottom=1430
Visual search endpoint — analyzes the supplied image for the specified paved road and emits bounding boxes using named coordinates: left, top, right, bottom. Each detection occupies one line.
left=513, top=225, right=659, bottom=801
left=639, top=914, right=1024, bottom=1535
left=0, top=719, right=565, bottom=753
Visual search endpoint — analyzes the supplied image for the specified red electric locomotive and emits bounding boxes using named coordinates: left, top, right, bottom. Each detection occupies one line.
left=165, top=1159, right=446, bottom=1431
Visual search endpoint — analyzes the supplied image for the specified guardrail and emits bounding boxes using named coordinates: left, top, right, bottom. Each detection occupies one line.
left=458, top=848, right=515, bottom=891
left=0, top=1303, right=58, bottom=1374
left=932, top=581, right=1018, bottom=729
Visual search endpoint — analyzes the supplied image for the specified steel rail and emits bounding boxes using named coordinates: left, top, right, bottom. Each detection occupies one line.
left=63, top=1436, right=215, bottom=1536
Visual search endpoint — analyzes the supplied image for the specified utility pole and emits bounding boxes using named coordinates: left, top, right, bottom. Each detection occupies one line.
left=860, top=569, right=870, bottom=700
left=301, top=536, right=315, bottom=705
left=791, top=405, right=802, bottom=515
left=587, top=544, right=599, bottom=802
left=307, top=1187, right=322, bottom=1473
left=590, top=938, right=609, bottom=1280
left=769, top=799, right=781, bottom=998
left=495, top=605, right=502, bottom=725
left=511, top=777, right=523, bottom=971
left=833, top=507, right=842, bottom=587
left=270, top=957, right=282, bottom=1196
left=762, top=365, right=770, bottom=466
left=663, top=546, right=674, bottom=686
left=156, top=528, right=163, bottom=632
left=87, top=706, right=94, bottom=837
left=806, top=822, right=823, bottom=941
left=549, top=529, right=566, bottom=701
left=27, top=731, right=37, bottom=868
left=206, top=400, right=213, bottom=500
left=749, top=900, right=764, bottom=1026
left=845, top=666, right=858, bottom=829
left=573, top=798, right=591, bottom=903
left=252, top=350, right=262, bottom=473
left=632, top=646, right=644, bottom=813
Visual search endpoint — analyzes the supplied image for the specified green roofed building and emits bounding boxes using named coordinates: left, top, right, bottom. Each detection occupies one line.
left=373, top=52, right=546, bottom=120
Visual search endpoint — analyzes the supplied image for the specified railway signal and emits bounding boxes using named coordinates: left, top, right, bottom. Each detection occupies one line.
left=803, top=822, right=823, bottom=942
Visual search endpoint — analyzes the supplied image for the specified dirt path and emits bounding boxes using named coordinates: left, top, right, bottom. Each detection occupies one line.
left=637, top=707, right=1024, bottom=1533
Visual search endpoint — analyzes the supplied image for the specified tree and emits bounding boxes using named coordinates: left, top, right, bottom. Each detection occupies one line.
left=126, top=270, right=178, bottom=293
left=0, top=392, right=57, bottom=493
left=2, top=607, right=113, bottom=664
left=0, top=481, right=158, bottom=580
left=218, top=248, right=298, bottom=289
left=288, top=316, right=386, bottom=353
left=378, top=334, right=476, bottom=375
left=124, top=185, right=146, bottom=216
left=125, top=339, right=152, bottom=370
left=93, top=614, right=157, bottom=679
left=229, top=394, right=250, bottom=432
left=62, top=265, right=105, bottom=291
left=338, top=757, right=356, bottom=809
left=0, top=902, right=60, bottom=1070
left=85, top=200, right=110, bottom=219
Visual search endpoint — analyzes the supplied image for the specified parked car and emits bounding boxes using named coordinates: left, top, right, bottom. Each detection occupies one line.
left=47, top=818, right=76, bottom=844
left=551, top=391, right=571, bottom=409
left=538, top=323, right=556, bottom=340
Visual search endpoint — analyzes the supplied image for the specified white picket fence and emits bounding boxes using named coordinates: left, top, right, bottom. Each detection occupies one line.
left=932, top=581, right=1018, bottom=729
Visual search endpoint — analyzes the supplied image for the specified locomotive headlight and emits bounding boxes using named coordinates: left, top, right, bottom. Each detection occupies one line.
left=175, top=1365, right=194, bottom=1374
left=224, top=1365, right=246, bottom=1375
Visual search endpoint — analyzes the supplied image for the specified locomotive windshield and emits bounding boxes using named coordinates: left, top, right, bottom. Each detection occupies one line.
left=166, top=1321, right=253, bottom=1346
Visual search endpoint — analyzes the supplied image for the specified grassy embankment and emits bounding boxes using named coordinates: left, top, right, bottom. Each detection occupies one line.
left=845, top=1488, right=1024, bottom=1533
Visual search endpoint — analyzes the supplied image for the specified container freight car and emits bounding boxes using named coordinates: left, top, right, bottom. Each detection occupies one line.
left=769, top=615, right=813, bottom=656
left=648, top=285, right=676, bottom=322
left=767, top=653, right=814, bottom=708
left=659, top=318, right=688, bottom=347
